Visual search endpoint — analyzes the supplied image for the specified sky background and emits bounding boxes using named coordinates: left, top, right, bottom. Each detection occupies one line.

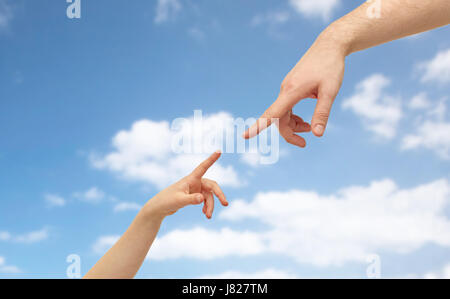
left=0, top=0, right=450, bottom=278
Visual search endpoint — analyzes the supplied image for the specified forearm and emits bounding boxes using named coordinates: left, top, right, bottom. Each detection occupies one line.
left=84, top=204, right=163, bottom=279
left=322, top=0, right=450, bottom=56
left=83, top=152, right=225, bottom=279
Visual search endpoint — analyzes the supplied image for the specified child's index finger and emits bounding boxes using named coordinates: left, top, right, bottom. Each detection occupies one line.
left=191, top=150, right=221, bottom=178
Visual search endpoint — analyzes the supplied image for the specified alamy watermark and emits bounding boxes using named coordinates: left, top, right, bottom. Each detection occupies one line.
left=170, top=110, right=280, bottom=165
left=66, top=0, right=81, bottom=19
left=366, top=254, right=381, bottom=279
left=65, top=1, right=382, bottom=21
left=66, top=254, right=81, bottom=278
left=366, top=0, right=382, bottom=19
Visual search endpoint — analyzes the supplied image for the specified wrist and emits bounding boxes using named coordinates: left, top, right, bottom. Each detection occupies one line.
left=318, top=20, right=355, bottom=57
left=140, top=201, right=165, bottom=224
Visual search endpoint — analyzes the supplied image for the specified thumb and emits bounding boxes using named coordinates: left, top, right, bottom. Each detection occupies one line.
left=181, top=193, right=204, bottom=207
left=311, top=84, right=339, bottom=137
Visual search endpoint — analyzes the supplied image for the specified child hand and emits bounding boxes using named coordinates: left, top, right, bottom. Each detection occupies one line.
left=144, top=151, right=228, bottom=220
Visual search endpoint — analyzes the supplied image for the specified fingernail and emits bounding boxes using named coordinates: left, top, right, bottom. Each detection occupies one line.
left=196, top=195, right=203, bottom=201
left=314, top=124, right=325, bottom=136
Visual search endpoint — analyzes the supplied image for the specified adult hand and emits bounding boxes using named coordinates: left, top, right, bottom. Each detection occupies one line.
left=243, top=0, right=450, bottom=148
left=243, top=30, right=346, bottom=147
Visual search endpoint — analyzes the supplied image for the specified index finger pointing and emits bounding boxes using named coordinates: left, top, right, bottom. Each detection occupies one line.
left=243, top=116, right=273, bottom=139
left=243, top=92, right=301, bottom=139
left=191, top=151, right=222, bottom=178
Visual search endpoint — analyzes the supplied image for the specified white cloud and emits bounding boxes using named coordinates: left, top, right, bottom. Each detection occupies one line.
left=240, top=153, right=262, bottom=168
left=96, top=178, right=450, bottom=268
left=187, top=27, right=205, bottom=41
left=419, top=48, right=450, bottom=84
left=114, top=202, right=142, bottom=213
left=251, top=11, right=290, bottom=27
left=402, top=120, right=450, bottom=159
left=250, top=10, right=291, bottom=38
left=13, top=228, right=49, bottom=244
left=148, top=227, right=266, bottom=261
left=0, top=231, right=10, bottom=241
left=0, top=0, right=13, bottom=30
left=200, top=269, right=298, bottom=279
left=44, top=193, right=66, bottom=207
left=220, top=178, right=450, bottom=267
left=1, top=228, right=49, bottom=244
left=239, top=142, right=267, bottom=167
left=427, top=98, right=448, bottom=121
left=424, top=263, right=450, bottom=279
left=409, top=92, right=431, bottom=110
left=92, top=235, right=120, bottom=255
left=0, top=256, right=21, bottom=274
left=73, top=187, right=105, bottom=204
left=0, top=265, right=21, bottom=274
left=289, top=0, right=340, bottom=21
left=91, top=112, right=242, bottom=188
left=402, top=98, right=450, bottom=159
left=342, top=74, right=403, bottom=139
left=154, top=0, right=182, bottom=24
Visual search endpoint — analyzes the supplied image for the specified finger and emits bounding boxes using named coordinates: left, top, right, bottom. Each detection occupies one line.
left=202, top=191, right=208, bottom=215
left=178, top=181, right=190, bottom=194
left=291, top=114, right=311, bottom=133
left=243, top=94, right=298, bottom=139
left=279, top=120, right=307, bottom=148
left=288, top=112, right=297, bottom=129
left=204, top=191, right=214, bottom=219
left=243, top=81, right=316, bottom=139
left=293, top=122, right=311, bottom=133
left=191, top=151, right=222, bottom=178
left=181, top=193, right=204, bottom=207
left=242, top=114, right=273, bottom=140
left=311, top=85, right=338, bottom=137
left=285, top=133, right=306, bottom=148
left=203, top=179, right=228, bottom=206
left=291, top=114, right=304, bottom=126
left=280, top=125, right=306, bottom=148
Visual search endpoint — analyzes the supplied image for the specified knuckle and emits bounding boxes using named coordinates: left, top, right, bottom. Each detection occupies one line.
left=319, top=83, right=339, bottom=100
left=261, top=109, right=273, bottom=120
left=315, top=111, right=330, bottom=122
left=261, top=112, right=273, bottom=123
left=280, top=80, right=295, bottom=94
left=320, top=91, right=336, bottom=102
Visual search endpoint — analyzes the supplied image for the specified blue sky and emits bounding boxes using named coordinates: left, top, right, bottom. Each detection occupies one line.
left=0, top=0, right=450, bottom=278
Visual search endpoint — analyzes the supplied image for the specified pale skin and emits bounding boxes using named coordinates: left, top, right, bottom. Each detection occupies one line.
left=84, top=151, right=227, bottom=279
left=83, top=1, right=450, bottom=279
left=244, top=0, right=450, bottom=147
